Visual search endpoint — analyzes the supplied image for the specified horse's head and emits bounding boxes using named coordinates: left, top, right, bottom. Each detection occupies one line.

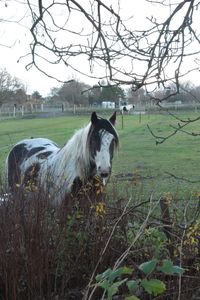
left=88, top=111, right=118, bottom=185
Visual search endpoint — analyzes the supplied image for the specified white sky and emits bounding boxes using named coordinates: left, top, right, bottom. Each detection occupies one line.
left=0, top=0, right=200, bottom=96
left=0, top=1, right=62, bottom=96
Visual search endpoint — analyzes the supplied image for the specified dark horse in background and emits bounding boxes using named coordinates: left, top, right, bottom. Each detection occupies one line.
left=6, top=112, right=119, bottom=205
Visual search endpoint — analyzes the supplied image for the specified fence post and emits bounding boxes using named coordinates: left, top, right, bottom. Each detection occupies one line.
left=21, top=105, right=24, bottom=116
left=160, top=197, right=174, bottom=258
left=121, top=111, right=124, bottom=129
left=139, top=112, right=142, bottom=123
left=13, top=105, right=16, bottom=117
left=62, top=103, right=65, bottom=112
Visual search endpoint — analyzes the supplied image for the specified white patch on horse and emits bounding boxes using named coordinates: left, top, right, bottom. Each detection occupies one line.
left=95, top=130, right=114, bottom=185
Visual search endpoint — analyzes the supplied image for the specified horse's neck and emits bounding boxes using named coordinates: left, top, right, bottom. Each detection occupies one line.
left=51, top=124, right=91, bottom=183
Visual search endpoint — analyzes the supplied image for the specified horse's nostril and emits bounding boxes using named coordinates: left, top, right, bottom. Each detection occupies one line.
left=101, top=172, right=109, bottom=178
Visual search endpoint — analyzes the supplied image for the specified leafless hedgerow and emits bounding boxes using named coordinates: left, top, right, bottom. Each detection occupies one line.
left=0, top=179, right=200, bottom=299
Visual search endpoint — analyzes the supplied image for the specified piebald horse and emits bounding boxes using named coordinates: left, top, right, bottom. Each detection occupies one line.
left=6, top=112, right=118, bottom=205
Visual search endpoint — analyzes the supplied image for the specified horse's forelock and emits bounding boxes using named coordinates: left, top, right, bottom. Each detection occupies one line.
left=90, top=118, right=118, bottom=141
left=97, top=119, right=119, bottom=152
left=98, top=118, right=118, bottom=141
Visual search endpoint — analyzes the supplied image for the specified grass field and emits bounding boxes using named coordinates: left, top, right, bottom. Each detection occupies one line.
left=0, top=111, right=200, bottom=198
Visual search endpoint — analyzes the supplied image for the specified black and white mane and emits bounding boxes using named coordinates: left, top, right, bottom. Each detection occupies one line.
left=6, top=112, right=118, bottom=205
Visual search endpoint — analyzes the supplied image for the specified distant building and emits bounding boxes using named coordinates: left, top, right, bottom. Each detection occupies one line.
left=102, top=101, right=115, bottom=109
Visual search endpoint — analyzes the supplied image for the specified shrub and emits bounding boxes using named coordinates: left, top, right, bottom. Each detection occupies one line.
left=0, top=181, right=199, bottom=299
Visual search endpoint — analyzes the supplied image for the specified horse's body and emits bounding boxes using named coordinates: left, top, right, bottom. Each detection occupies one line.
left=120, top=104, right=135, bottom=114
left=6, top=112, right=118, bottom=205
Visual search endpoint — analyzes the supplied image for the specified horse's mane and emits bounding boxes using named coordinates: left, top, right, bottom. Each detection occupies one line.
left=52, top=123, right=92, bottom=188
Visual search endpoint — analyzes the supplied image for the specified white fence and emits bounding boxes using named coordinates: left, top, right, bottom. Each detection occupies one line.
left=0, top=102, right=200, bottom=119
left=0, top=103, right=64, bottom=118
left=0, top=103, right=92, bottom=119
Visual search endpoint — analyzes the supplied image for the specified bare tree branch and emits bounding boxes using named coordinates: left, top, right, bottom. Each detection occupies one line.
left=13, top=0, right=198, bottom=90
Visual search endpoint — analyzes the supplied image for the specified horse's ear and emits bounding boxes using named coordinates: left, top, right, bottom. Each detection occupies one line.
left=109, top=111, right=116, bottom=126
left=91, top=111, right=98, bottom=125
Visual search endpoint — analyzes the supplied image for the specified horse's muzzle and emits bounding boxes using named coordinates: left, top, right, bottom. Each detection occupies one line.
left=100, top=171, right=111, bottom=185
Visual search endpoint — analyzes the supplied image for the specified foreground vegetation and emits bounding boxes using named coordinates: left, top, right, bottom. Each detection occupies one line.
left=0, top=112, right=200, bottom=299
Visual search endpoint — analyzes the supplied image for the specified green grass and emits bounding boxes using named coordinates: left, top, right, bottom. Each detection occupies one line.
left=114, top=112, right=200, bottom=199
left=1, top=112, right=200, bottom=198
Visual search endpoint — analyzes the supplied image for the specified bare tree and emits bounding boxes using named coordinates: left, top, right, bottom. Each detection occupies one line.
left=1, top=1, right=199, bottom=91
left=127, top=87, right=148, bottom=105
left=20, top=1, right=199, bottom=90
left=55, top=80, right=90, bottom=106
left=1, top=0, right=200, bottom=138
left=0, top=69, right=26, bottom=106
